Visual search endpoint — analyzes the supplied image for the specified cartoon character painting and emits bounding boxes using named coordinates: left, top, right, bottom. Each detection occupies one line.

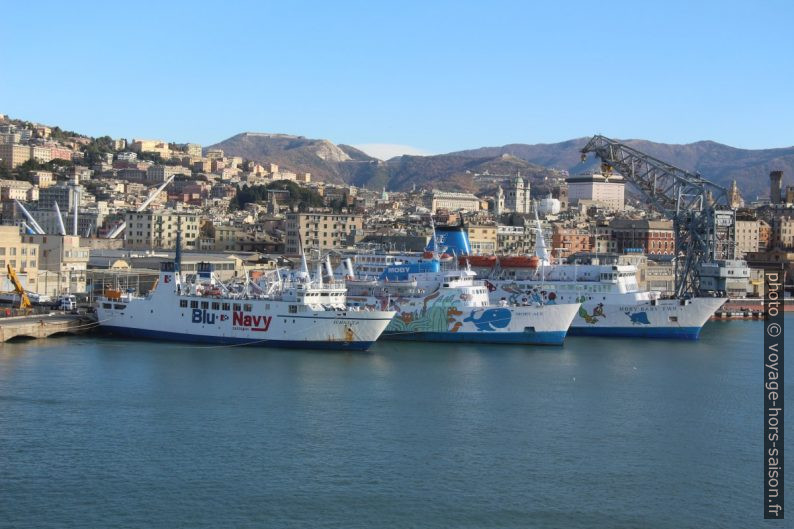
left=578, top=303, right=606, bottom=324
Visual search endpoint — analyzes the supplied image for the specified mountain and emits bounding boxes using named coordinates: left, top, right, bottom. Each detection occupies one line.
left=451, top=138, right=794, bottom=200
left=209, top=132, right=794, bottom=198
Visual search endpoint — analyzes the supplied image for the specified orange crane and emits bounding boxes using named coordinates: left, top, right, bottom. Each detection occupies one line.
left=6, top=264, right=31, bottom=311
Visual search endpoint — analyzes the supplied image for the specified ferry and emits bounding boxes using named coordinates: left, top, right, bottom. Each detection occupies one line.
left=340, top=224, right=725, bottom=340
left=343, top=256, right=580, bottom=345
left=96, top=254, right=396, bottom=351
left=484, top=258, right=725, bottom=339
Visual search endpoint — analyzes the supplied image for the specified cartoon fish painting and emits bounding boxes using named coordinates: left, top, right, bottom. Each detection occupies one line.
left=463, top=308, right=512, bottom=331
left=625, top=311, right=651, bottom=325
left=593, top=303, right=606, bottom=318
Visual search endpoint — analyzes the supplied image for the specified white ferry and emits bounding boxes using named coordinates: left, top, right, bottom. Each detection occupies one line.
left=484, top=258, right=725, bottom=340
left=340, top=223, right=725, bottom=340
left=96, top=258, right=396, bottom=351
left=344, top=259, right=579, bottom=345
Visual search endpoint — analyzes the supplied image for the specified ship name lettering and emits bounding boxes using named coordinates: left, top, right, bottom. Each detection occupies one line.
left=232, top=311, right=272, bottom=331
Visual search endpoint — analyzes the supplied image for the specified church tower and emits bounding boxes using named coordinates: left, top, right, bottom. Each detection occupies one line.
left=506, top=173, right=531, bottom=214
left=495, top=185, right=504, bottom=215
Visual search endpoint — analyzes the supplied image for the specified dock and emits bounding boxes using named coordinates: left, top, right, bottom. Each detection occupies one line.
left=0, top=313, right=97, bottom=342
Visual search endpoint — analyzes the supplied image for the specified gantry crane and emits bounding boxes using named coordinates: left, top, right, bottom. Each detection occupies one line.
left=580, top=135, right=741, bottom=298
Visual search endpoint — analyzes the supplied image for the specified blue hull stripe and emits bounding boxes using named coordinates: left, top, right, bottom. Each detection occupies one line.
left=568, top=326, right=701, bottom=340
left=99, top=325, right=374, bottom=351
left=382, top=330, right=567, bottom=345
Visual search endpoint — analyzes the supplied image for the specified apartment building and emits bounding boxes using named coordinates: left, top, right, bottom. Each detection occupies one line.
left=772, top=215, right=794, bottom=249
left=49, top=146, right=73, bottom=162
left=735, top=219, right=761, bottom=258
left=0, top=226, right=39, bottom=292
left=146, top=164, right=190, bottom=183
left=38, top=185, right=74, bottom=209
left=285, top=211, right=363, bottom=255
left=185, top=143, right=202, bottom=157
left=496, top=225, right=534, bottom=255
left=608, top=219, right=674, bottom=255
left=32, top=171, right=54, bottom=188
left=0, top=143, right=31, bottom=169
left=467, top=224, right=498, bottom=255
left=30, top=145, right=52, bottom=163
left=551, top=226, right=592, bottom=259
left=123, top=211, right=201, bottom=250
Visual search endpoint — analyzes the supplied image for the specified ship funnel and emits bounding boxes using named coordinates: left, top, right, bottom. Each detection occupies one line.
left=344, top=258, right=355, bottom=279
left=324, top=255, right=334, bottom=280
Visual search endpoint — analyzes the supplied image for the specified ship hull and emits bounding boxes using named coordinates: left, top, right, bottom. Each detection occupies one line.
left=97, top=293, right=395, bottom=351
left=382, top=329, right=567, bottom=345
left=348, top=294, right=578, bottom=346
left=488, top=281, right=725, bottom=340
left=567, top=325, right=701, bottom=340
left=99, top=325, right=376, bottom=350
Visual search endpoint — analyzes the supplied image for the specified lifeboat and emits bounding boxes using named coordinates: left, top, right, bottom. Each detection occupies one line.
left=422, top=251, right=435, bottom=259
left=498, top=256, right=539, bottom=268
left=103, top=289, right=122, bottom=301
left=458, top=255, right=497, bottom=268
left=439, top=253, right=453, bottom=261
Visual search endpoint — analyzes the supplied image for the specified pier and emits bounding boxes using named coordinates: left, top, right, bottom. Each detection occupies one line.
left=0, top=313, right=96, bottom=342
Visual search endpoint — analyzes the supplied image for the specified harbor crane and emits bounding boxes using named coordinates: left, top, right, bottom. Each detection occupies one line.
left=106, top=174, right=176, bottom=239
left=580, top=135, right=741, bottom=298
left=6, top=264, right=32, bottom=311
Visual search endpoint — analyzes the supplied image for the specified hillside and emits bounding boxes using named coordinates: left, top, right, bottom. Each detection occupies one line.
left=210, top=132, right=794, bottom=198
left=452, top=138, right=794, bottom=200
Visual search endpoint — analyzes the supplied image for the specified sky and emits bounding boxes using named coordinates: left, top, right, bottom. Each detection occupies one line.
left=1, top=0, right=792, bottom=158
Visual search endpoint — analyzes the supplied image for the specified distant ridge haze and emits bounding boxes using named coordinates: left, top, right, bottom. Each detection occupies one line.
left=207, top=133, right=794, bottom=199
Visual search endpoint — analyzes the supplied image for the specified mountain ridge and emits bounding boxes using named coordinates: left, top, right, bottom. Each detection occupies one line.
left=207, top=133, right=794, bottom=199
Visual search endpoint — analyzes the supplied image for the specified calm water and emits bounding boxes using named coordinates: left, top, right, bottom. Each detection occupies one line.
left=0, top=319, right=791, bottom=529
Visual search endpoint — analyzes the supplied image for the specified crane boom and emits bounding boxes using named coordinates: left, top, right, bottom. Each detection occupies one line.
left=580, top=135, right=739, bottom=297
left=106, top=175, right=176, bottom=239
left=6, top=264, right=31, bottom=310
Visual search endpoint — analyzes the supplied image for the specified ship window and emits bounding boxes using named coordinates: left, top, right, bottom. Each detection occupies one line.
left=114, top=304, right=126, bottom=310
left=669, top=316, right=678, bottom=322
left=190, top=300, right=198, bottom=308
left=212, top=302, right=220, bottom=310
left=243, top=304, right=252, bottom=312
left=222, top=303, right=230, bottom=311
left=201, top=301, right=209, bottom=309
left=102, top=303, right=112, bottom=309
left=180, top=300, right=188, bottom=308
left=233, top=303, right=241, bottom=311
left=289, top=305, right=297, bottom=314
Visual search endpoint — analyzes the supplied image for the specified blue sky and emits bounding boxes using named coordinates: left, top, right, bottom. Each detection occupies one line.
left=1, top=0, right=791, bottom=157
